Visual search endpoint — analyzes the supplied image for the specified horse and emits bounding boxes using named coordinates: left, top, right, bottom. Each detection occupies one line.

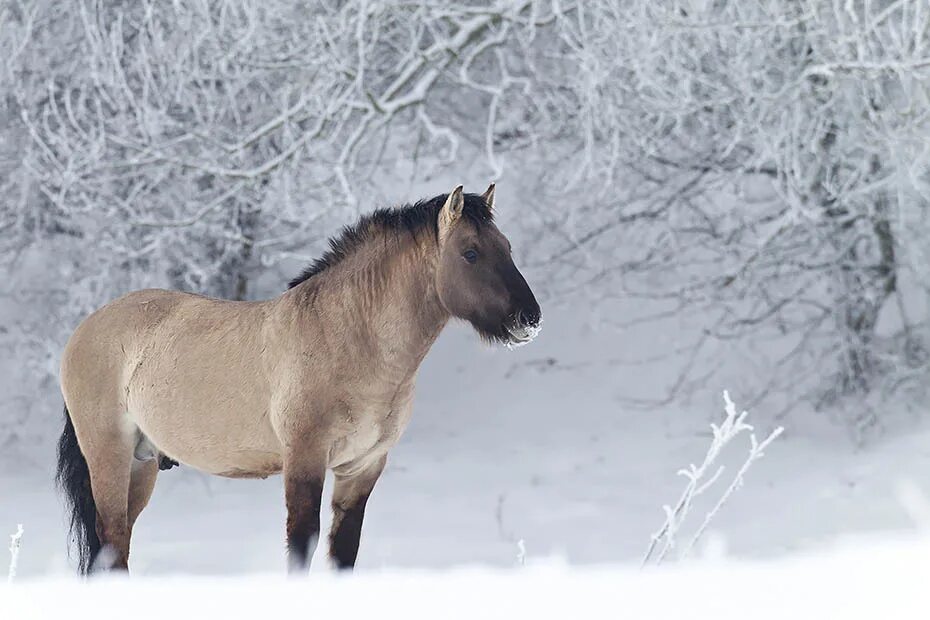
left=56, top=184, right=542, bottom=574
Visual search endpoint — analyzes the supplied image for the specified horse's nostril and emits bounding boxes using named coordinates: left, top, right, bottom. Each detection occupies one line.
left=518, top=308, right=540, bottom=327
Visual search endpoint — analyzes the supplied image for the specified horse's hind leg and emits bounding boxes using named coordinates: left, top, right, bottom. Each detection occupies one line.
left=129, top=459, right=158, bottom=530
left=82, top=418, right=136, bottom=571
left=94, top=432, right=161, bottom=570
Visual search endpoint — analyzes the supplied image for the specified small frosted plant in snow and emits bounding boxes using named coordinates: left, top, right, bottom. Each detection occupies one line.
left=642, top=391, right=783, bottom=567
left=516, top=539, right=527, bottom=567
left=8, top=524, right=23, bottom=584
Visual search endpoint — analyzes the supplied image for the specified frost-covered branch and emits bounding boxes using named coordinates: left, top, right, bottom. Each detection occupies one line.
left=7, top=524, right=23, bottom=584
left=643, top=391, right=783, bottom=567
left=682, top=422, right=784, bottom=560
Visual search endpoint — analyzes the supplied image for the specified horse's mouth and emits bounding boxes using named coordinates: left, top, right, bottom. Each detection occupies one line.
left=505, top=320, right=542, bottom=348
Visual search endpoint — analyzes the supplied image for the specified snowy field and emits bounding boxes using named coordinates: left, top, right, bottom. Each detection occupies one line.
left=3, top=308, right=930, bottom=580
left=3, top=537, right=929, bottom=618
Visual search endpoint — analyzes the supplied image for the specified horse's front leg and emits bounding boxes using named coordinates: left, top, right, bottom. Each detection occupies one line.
left=329, top=455, right=387, bottom=570
left=283, top=449, right=326, bottom=574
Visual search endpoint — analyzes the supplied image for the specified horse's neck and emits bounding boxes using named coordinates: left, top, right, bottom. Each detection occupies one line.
left=291, top=232, right=448, bottom=373
left=365, top=238, right=449, bottom=369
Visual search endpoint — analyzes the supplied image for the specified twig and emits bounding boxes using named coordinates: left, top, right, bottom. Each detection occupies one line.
left=643, top=391, right=783, bottom=567
left=8, top=524, right=23, bottom=584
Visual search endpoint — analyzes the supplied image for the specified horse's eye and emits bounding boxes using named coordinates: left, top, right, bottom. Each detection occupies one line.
left=462, top=249, right=478, bottom=264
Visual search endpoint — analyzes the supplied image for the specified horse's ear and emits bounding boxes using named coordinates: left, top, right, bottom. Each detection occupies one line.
left=480, top=183, right=495, bottom=210
left=438, top=184, right=464, bottom=243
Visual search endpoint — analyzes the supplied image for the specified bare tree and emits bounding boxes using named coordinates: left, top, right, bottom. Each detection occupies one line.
left=532, top=0, right=930, bottom=437
left=2, top=0, right=929, bottom=444
left=0, top=0, right=575, bottom=443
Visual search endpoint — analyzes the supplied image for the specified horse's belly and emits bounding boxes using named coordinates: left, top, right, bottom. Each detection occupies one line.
left=211, top=450, right=283, bottom=479
left=139, top=423, right=283, bottom=478
left=127, top=386, right=283, bottom=479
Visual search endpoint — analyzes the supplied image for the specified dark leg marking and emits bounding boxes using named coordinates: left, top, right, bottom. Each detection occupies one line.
left=330, top=497, right=371, bottom=570
left=329, top=456, right=386, bottom=571
left=285, top=473, right=324, bottom=573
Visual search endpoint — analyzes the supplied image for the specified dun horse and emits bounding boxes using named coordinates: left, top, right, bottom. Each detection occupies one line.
left=56, top=184, right=541, bottom=574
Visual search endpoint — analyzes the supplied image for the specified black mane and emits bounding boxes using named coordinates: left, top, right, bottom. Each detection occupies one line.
left=288, top=192, right=493, bottom=289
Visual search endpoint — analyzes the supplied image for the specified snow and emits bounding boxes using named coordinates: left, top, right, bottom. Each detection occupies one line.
left=2, top=538, right=929, bottom=619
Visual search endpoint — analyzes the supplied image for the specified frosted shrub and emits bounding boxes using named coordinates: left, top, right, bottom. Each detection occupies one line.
left=7, top=524, right=23, bottom=584
left=643, top=392, right=783, bottom=566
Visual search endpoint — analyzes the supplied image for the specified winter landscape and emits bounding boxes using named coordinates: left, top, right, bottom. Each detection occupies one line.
left=3, top=1, right=930, bottom=617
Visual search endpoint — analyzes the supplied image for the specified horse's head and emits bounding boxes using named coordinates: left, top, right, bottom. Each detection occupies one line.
left=435, top=184, right=542, bottom=347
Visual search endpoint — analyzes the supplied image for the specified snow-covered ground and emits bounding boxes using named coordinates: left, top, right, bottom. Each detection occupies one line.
left=2, top=307, right=930, bottom=578
left=3, top=538, right=929, bottom=618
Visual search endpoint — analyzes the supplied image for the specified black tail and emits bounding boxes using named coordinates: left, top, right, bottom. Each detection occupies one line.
left=56, top=404, right=100, bottom=574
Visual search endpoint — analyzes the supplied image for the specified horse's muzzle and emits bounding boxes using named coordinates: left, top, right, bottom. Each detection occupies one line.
left=505, top=314, right=542, bottom=347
